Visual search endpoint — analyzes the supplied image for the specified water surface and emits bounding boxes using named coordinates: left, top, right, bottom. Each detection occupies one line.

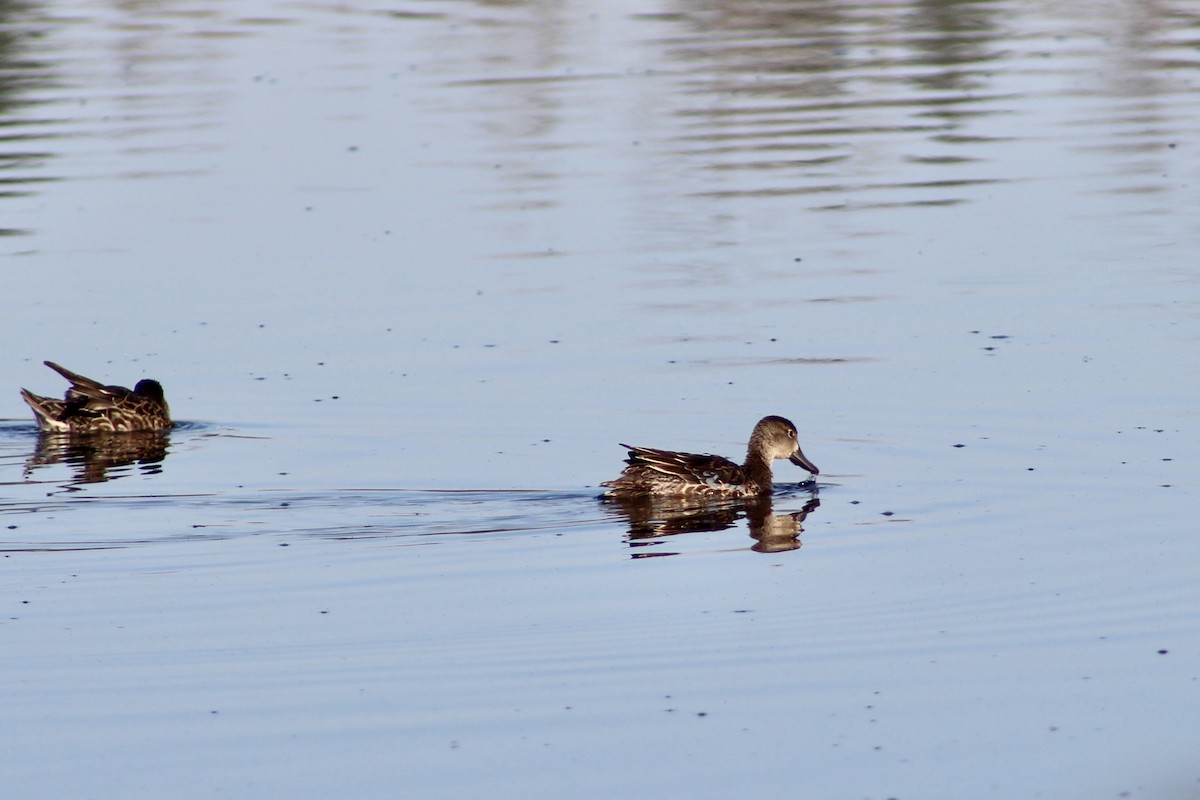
left=2, top=1, right=1199, bottom=797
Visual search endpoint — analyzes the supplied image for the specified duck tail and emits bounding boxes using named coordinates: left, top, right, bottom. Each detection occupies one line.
left=20, top=387, right=66, bottom=431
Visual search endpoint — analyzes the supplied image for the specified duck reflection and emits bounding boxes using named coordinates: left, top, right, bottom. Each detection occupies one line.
left=604, top=492, right=819, bottom=556
left=24, top=430, right=171, bottom=487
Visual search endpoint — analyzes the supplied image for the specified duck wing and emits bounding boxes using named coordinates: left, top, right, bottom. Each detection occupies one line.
left=620, top=445, right=745, bottom=487
left=44, top=361, right=133, bottom=406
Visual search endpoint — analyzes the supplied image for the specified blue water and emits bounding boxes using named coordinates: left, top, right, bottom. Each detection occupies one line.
left=2, top=1, right=1199, bottom=797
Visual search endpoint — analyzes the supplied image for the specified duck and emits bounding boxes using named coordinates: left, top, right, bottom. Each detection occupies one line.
left=20, top=360, right=171, bottom=433
left=601, top=415, right=819, bottom=498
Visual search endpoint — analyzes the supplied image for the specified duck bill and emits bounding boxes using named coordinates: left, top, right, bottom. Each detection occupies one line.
left=789, top=449, right=819, bottom=476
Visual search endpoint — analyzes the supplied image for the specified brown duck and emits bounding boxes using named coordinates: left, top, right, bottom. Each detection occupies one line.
left=602, top=415, right=819, bottom=498
left=21, top=361, right=171, bottom=433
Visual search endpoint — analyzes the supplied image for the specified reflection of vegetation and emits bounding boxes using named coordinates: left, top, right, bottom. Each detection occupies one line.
left=604, top=492, right=819, bottom=555
left=905, top=0, right=1001, bottom=93
left=0, top=0, right=56, bottom=230
left=0, top=0, right=48, bottom=112
left=665, top=0, right=1002, bottom=91
left=24, top=430, right=171, bottom=487
left=653, top=0, right=1012, bottom=207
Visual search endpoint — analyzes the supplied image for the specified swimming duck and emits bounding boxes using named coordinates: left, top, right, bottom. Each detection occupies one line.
left=601, top=415, right=819, bottom=497
left=20, top=361, right=171, bottom=433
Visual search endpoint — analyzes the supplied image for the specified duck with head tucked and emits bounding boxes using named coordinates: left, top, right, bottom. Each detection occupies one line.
left=601, top=415, right=819, bottom=498
left=20, top=361, right=171, bottom=433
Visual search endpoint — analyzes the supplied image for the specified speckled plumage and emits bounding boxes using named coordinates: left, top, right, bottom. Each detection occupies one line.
left=601, top=415, right=819, bottom=498
left=20, top=361, right=171, bottom=433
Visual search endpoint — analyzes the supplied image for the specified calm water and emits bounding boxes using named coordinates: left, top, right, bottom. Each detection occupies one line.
left=2, top=1, right=1200, bottom=797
